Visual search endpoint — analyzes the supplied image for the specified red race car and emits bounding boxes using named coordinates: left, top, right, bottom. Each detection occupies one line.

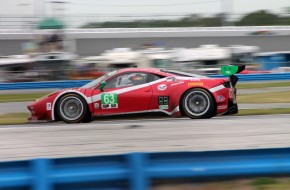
left=27, top=66, right=244, bottom=123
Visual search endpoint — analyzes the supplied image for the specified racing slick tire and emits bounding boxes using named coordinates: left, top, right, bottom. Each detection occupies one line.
left=181, top=88, right=215, bottom=119
left=57, top=94, right=89, bottom=123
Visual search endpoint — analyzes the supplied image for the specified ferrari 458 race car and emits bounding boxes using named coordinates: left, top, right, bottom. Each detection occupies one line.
left=27, top=65, right=245, bottom=123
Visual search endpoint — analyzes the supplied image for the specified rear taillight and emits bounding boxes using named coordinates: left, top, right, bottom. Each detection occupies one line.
left=223, top=81, right=231, bottom=88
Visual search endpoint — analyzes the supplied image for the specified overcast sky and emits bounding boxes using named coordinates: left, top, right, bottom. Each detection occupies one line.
left=3, top=0, right=290, bottom=16
left=1, top=0, right=289, bottom=28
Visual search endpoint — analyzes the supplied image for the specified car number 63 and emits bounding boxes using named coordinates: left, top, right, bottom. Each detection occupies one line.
left=101, top=93, right=118, bottom=104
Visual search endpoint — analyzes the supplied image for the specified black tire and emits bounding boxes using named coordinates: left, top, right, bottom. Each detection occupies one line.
left=82, top=113, right=92, bottom=123
left=57, top=94, right=89, bottom=123
left=181, top=88, right=215, bottom=119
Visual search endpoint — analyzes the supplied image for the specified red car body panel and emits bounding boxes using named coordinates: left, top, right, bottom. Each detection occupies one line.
left=27, top=68, right=238, bottom=122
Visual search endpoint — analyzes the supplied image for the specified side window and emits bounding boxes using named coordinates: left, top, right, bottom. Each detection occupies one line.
left=148, top=74, right=164, bottom=83
left=106, top=72, right=148, bottom=89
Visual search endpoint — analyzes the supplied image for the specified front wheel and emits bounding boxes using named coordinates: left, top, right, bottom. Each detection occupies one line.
left=57, top=94, right=89, bottom=123
left=182, top=88, right=215, bottom=119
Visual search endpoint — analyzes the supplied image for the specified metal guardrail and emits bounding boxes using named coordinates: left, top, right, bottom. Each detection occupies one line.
left=66, top=26, right=290, bottom=33
left=1, top=26, right=290, bottom=34
left=1, top=147, right=290, bottom=190
left=1, top=73, right=290, bottom=90
left=0, top=80, right=91, bottom=90
left=0, top=26, right=290, bottom=40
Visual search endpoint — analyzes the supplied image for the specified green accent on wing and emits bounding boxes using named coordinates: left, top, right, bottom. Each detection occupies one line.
left=221, top=65, right=239, bottom=76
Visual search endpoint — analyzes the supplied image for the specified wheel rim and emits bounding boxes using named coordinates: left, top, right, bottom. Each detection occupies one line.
left=184, top=91, right=210, bottom=117
left=59, top=97, right=84, bottom=121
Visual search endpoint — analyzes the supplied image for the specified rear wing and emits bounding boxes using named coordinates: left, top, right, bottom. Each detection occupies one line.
left=221, top=65, right=245, bottom=87
left=221, top=65, right=245, bottom=76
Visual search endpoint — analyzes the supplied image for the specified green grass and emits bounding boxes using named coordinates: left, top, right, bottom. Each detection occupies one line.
left=154, top=177, right=290, bottom=190
left=251, top=177, right=278, bottom=186
left=242, top=177, right=289, bottom=190
left=237, top=81, right=290, bottom=89
left=0, top=113, right=30, bottom=125
left=238, top=91, right=290, bottom=103
left=237, top=108, right=290, bottom=116
left=0, top=93, right=48, bottom=103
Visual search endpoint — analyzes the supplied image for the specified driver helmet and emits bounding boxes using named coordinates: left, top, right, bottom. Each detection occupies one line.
left=129, top=73, right=145, bottom=84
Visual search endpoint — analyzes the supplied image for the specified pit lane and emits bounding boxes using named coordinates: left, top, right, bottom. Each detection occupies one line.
left=0, top=114, right=289, bottom=161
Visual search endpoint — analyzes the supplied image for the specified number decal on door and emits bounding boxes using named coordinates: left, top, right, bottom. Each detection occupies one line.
left=101, top=93, right=118, bottom=109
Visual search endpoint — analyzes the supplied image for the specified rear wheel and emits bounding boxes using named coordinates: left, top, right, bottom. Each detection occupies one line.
left=182, top=88, right=215, bottom=119
left=57, top=94, right=89, bottom=123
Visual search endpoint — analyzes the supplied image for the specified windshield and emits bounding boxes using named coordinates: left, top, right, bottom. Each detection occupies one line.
left=161, top=70, right=208, bottom=78
left=81, top=70, right=118, bottom=88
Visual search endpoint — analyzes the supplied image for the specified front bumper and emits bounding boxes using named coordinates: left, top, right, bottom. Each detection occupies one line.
left=27, top=104, right=51, bottom=122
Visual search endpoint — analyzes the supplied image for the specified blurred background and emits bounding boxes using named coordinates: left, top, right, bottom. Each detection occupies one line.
left=1, top=1, right=290, bottom=190
left=0, top=0, right=289, bottom=82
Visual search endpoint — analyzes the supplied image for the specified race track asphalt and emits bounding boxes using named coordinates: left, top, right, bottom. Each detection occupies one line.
left=0, top=114, right=289, bottom=161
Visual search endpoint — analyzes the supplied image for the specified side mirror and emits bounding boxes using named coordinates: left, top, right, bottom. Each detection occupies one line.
left=100, top=81, right=106, bottom=92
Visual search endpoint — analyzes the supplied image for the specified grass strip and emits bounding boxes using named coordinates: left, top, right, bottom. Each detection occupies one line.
left=237, top=91, right=290, bottom=103
left=0, top=93, right=48, bottom=103
left=237, top=81, right=290, bottom=89
left=237, top=108, right=290, bottom=116
left=0, top=113, right=30, bottom=125
left=154, top=177, right=290, bottom=190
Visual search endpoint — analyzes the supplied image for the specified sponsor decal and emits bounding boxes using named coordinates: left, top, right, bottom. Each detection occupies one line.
left=102, top=104, right=109, bottom=109
left=102, top=103, right=118, bottom=109
left=94, top=103, right=99, bottom=109
left=159, top=105, right=169, bottom=109
left=188, top=82, right=203, bottom=86
left=217, top=95, right=225, bottom=102
left=101, top=93, right=118, bottom=109
left=218, top=105, right=228, bottom=110
left=166, top=77, right=177, bottom=82
left=157, top=84, right=167, bottom=91
left=158, top=96, right=169, bottom=110
left=190, top=79, right=201, bottom=81
left=111, top=104, right=118, bottom=108
left=46, top=102, right=51, bottom=110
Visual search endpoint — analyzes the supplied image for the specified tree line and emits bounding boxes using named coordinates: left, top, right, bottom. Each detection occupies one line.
left=82, top=10, right=290, bottom=28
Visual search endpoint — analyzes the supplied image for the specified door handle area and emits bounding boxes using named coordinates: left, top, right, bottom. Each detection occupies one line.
left=145, top=89, right=151, bottom=92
